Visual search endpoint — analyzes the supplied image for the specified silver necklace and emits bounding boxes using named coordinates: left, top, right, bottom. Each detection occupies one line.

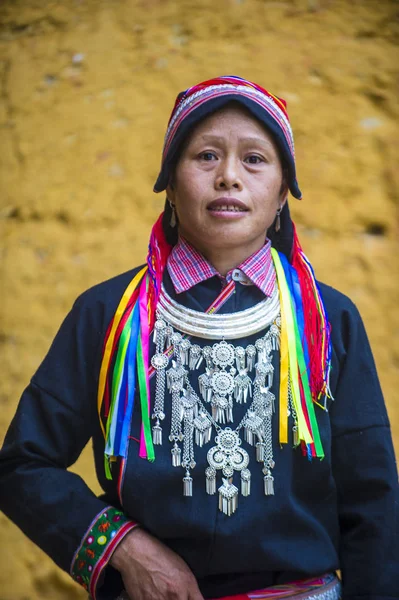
left=157, top=283, right=280, bottom=339
left=150, top=296, right=297, bottom=516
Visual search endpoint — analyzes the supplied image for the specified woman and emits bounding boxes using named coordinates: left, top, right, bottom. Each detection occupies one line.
left=0, top=76, right=397, bottom=600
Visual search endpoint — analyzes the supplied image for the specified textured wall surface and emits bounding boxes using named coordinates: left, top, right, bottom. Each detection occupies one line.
left=0, top=0, right=398, bottom=598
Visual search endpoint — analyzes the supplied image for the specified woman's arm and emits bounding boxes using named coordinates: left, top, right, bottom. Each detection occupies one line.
left=110, top=527, right=204, bottom=600
left=0, top=292, right=137, bottom=599
left=329, top=297, right=399, bottom=599
left=0, top=274, right=204, bottom=600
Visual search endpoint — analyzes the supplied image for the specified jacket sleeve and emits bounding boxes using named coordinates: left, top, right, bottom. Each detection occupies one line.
left=329, top=298, right=399, bottom=599
left=0, top=292, right=138, bottom=599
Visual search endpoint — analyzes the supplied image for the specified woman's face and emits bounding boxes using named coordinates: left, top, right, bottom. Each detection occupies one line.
left=167, top=104, right=288, bottom=261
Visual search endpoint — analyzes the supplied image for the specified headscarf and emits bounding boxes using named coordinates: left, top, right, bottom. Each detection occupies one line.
left=97, top=76, right=333, bottom=475
left=154, top=75, right=301, bottom=200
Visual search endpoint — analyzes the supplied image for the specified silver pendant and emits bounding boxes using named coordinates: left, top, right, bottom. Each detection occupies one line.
left=171, top=444, right=181, bottom=467
left=205, top=466, right=216, bottom=495
left=198, top=370, right=212, bottom=402
left=166, top=362, right=186, bottom=394
left=180, top=388, right=198, bottom=421
left=153, top=318, right=167, bottom=348
left=256, top=441, right=265, bottom=462
left=211, top=395, right=233, bottom=424
left=193, top=412, right=212, bottom=447
left=207, top=428, right=249, bottom=478
left=263, top=470, right=275, bottom=496
left=152, top=420, right=162, bottom=445
left=189, top=344, right=202, bottom=370
left=246, top=345, right=256, bottom=372
left=183, top=471, right=193, bottom=497
left=218, top=478, right=239, bottom=516
left=269, top=323, right=280, bottom=350
left=234, top=369, right=252, bottom=404
left=243, top=411, right=263, bottom=446
left=151, top=353, right=169, bottom=370
left=211, top=370, right=235, bottom=397
left=293, top=424, right=299, bottom=447
left=255, top=360, right=274, bottom=389
left=234, top=346, right=246, bottom=370
left=241, top=468, right=251, bottom=497
left=179, top=339, right=191, bottom=366
left=211, top=340, right=235, bottom=368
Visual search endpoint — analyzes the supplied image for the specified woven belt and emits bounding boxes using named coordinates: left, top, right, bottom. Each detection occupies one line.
left=114, top=574, right=341, bottom=600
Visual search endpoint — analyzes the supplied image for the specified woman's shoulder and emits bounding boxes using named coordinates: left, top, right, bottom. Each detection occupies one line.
left=76, top=265, right=145, bottom=306
left=317, top=280, right=360, bottom=321
left=317, top=282, right=364, bottom=343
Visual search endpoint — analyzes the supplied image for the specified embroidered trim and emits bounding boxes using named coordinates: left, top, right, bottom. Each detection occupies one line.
left=70, top=506, right=138, bottom=598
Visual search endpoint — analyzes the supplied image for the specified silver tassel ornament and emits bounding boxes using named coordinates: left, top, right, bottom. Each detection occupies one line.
left=171, top=444, right=181, bottom=467
left=179, top=339, right=190, bottom=366
left=246, top=345, right=256, bottom=372
left=211, top=396, right=230, bottom=424
left=218, top=479, right=238, bottom=516
left=152, top=420, right=162, bottom=445
left=194, top=413, right=212, bottom=447
left=205, top=466, right=216, bottom=495
left=244, top=427, right=254, bottom=446
left=241, top=468, right=251, bottom=497
left=183, top=471, right=193, bottom=496
left=263, top=471, right=275, bottom=496
left=189, top=344, right=202, bottom=370
left=256, top=441, right=265, bottom=462
left=293, top=424, right=299, bottom=447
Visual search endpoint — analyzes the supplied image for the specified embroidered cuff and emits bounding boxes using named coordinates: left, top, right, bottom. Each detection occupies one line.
left=70, top=506, right=138, bottom=599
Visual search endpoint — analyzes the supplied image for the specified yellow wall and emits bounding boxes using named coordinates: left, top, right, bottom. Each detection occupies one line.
left=0, top=0, right=398, bottom=598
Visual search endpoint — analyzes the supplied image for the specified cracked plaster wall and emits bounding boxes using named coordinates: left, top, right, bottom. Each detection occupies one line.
left=0, top=0, right=398, bottom=598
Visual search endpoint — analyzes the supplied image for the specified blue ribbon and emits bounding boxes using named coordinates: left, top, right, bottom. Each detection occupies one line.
left=278, top=251, right=310, bottom=371
left=118, top=303, right=140, bottom=458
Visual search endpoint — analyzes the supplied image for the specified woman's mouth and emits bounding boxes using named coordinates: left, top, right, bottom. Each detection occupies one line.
left=207, top=198, right=249, bottom=215
left=208, top=205, right=247, bottom=212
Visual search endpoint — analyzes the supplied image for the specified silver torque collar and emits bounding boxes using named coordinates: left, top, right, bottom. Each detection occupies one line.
left=157, top=284, right=280, bottom=340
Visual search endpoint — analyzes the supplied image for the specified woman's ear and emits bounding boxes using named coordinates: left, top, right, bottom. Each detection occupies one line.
left=279, top=169, right=289, bottom=205
left=280, top=193, right=288, bottom=209
left=166, top=177, right=176, bottom=202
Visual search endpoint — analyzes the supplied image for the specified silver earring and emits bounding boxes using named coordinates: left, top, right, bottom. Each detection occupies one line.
left=275, top=206, right=282, bottom=232
left=169, top=202, right=176, bottom=228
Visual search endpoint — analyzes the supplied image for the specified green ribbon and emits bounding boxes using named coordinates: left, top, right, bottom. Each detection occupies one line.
left=137, top=335, right=155, bottom=462
left=104, top=311, right=133, bottom=478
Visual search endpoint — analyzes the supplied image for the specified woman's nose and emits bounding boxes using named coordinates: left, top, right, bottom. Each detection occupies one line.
left=215, top=158, right=243, bottom=191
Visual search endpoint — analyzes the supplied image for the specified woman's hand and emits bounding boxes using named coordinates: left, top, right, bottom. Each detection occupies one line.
left=110, top=527, right=205, bottom=600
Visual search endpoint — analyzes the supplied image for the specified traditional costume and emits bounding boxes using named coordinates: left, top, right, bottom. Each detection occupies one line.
left=0, top=77, right=397, bottom=600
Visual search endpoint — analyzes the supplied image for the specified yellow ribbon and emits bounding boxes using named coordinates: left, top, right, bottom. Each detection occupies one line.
left=271, top=250, right=312, bottom=445
left=278, top=290, right=289, bottom=444
left=97, top=266, right=147, bottom=436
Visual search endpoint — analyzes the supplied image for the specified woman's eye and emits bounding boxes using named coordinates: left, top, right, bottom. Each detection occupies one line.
left=245, top=155, right=263, bottom=164
left=199, top=152, right=217, bottom=161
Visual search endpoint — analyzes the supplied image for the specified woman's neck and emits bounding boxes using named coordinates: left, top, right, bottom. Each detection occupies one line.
left=180, top=236, right=266, bottom=277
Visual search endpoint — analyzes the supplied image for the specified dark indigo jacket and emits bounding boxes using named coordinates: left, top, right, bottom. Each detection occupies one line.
left=0, top=266, right=398, bottom=599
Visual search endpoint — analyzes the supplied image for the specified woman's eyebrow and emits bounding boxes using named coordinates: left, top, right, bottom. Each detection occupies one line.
left=197, top=134, right=225, bottom=143
left=240, top=136, right=273, bottom=147
left=198, top=134, right=273, bottom=147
